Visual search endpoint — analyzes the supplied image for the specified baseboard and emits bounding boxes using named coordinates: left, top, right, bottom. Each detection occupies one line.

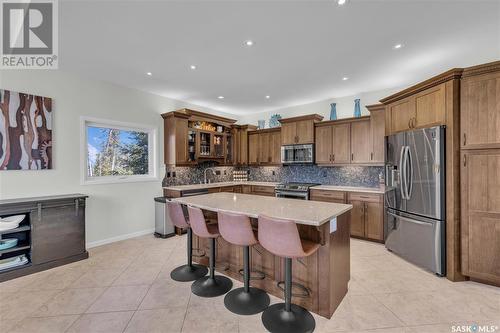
left=86, top=228, right=155, bottom=248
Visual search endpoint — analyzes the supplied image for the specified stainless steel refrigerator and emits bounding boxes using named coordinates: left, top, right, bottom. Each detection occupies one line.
left=385, top=125, right=446, bottom=276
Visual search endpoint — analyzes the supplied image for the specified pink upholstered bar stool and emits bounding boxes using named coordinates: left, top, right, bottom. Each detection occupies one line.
left=166, top=201, right=208, bottom=282
left=188, top=206, right=233, bottom=297
left=258, top=214, right=320, bottom=333
left=218, top=211, right=270, bottom=315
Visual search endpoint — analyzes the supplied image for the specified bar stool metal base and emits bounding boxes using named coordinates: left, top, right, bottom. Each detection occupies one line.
left=261, top=303, right=315, bottom=333
left=224, top=287, right=270, bottom=315
left=191, top=276, right=233, bottom=297
left=170, top=264, right=208, bottom=282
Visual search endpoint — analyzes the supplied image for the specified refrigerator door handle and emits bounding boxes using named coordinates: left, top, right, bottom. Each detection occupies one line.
left=405, top=146, right=413, bottom=199
left=387, top=211, right=430, bottom=226
left=399, top=146, right=407, bottom=200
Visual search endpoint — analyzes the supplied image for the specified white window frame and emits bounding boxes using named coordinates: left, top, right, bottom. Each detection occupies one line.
left=80, top=116, right=158, bottom=185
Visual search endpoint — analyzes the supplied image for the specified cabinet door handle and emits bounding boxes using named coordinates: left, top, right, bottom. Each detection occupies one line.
left=463, top=154, right=466, bottom=167
left=351, top=153, right=354, bottom=161
left=332, top=154, right=335, bottom=162
left=329, top=154, right=332, bottom=161
left=408, top=119, right=412, bottom=129
left=463, top=133, right=466, bottom=146
left=370, top=152, right=373, bottom=160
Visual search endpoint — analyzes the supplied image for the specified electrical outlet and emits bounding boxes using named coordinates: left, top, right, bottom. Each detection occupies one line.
left=322, top=170, right=327, bottom=177
left=215, top=170, right=221, bottom=175
left=172, top=172, right=176, bottom=178
left=166, top=172, right=171, bottom=178
left=272, top=170, right=276, bottom=176
left=224, top=170, right=227, bottom=175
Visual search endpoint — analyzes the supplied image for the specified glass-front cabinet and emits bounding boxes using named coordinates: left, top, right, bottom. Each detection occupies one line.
left=199, top=132, right=211, bottom=157
left=214, top=134, right=224, bottom=158
left=188, top=130, right=197, bottom=162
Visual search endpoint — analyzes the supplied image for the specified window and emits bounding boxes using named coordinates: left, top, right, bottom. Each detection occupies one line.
left=81, top=117, right=157, bottom=184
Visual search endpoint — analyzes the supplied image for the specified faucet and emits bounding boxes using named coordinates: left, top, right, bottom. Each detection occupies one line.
left=204, top=168, right=215, bottom=184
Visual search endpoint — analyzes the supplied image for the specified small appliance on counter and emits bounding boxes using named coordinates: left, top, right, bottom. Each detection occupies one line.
left=385, top=125, right=446, bottom=276
left=154, top=197, right=175, bottom=238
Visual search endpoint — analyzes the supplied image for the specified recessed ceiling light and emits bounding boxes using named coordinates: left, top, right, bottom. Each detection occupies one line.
left=146, top=72, right=152, bottom=76
left=265, top=95, right=271, bottom=99
left=190, top=65, right=197, bottom=70
left=218, top=96, right=225, bottom=99
left=244, top=40, right=254, bottom=47
left=337, top=0, right=347, bottom=5
left=393, top=43, right=404, bottom=49
left=342, top=77, right=349, bottom=81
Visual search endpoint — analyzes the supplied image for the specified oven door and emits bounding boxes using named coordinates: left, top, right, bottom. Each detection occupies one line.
left=275, top=190, right=308, bottom=200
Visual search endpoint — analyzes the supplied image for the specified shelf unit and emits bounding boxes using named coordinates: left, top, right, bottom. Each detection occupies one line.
left=0, top=213, right=31, bottom=273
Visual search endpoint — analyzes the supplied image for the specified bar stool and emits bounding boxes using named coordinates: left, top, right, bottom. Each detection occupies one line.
left=258, top=214, right=320, bottom=333
left=167, top=201, right=208, bottom=282
left=218, top=211, right=270, bottom=315
left=188, top=206, right=233, bottom=297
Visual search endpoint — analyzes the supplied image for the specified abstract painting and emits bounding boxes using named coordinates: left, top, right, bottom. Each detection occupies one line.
left=0, top=89, right=53, bottom=170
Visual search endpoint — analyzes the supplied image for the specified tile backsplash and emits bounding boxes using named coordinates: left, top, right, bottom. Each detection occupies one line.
left=163, top=161, right=383, bottom=188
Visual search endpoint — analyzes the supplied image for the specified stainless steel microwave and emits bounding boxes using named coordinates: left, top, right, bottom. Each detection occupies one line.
left=281, top=144, right=314, bottom=164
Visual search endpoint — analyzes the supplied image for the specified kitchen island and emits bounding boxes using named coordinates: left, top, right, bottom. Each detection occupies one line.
left=174, top=192, right=352, bottom=318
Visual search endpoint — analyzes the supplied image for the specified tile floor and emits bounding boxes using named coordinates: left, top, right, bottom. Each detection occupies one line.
left=1, top=235, right=499, bottom=333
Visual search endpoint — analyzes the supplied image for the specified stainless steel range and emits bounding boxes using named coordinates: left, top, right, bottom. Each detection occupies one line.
left=274, top=182, right=320, bottom=200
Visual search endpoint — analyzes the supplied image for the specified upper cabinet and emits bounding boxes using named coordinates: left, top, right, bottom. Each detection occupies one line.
left=162, top=109, right=237, bottom=166
left=367, top=104, right=385, bottom=163
left=314, top=110, right=384, bottom=166
left=279, top=114, right=323, bottom=145
left=461, top=69, right=500, bottom=150
left=233, top=124, right=257, bottom=165
left=248, top=128, right=281, bottom=166
left=381, top=69, right=463, bottom=136
left=350, top=119, right=372, bottom=163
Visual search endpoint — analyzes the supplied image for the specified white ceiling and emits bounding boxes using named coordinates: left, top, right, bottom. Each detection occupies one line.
left=60, top=0, right=500, bottom=115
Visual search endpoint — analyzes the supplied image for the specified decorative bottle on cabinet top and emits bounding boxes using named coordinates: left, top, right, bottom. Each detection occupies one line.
left=354, top=99, right=361, bottom=117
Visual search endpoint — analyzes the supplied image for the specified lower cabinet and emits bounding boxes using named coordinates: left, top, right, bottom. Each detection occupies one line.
left=348, top=193, right=384, bottom=242
left=31, top=198, right=86, bottom=264
left=461, top=150, right=500, bottom=285
left=310, top=189, right=384, bottom=242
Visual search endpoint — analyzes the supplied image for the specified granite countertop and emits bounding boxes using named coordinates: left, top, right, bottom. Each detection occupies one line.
left=163, top=181, right=279, bottom=191
left=311, top=185, right=387, bottom=194
left=173, top=192, right=352, bottom=227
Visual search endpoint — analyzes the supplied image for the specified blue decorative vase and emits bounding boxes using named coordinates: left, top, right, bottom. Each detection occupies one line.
left=269, top=114, right=282, bottom=128
left=329, top=103, right=337, bottom=120
left=354, top=99, right=361, bottom=117
left=257, top=120, right=265, bottom=129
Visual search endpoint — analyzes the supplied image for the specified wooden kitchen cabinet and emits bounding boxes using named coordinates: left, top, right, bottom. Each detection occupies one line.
left=248, top=132, right=259, bottom=165
left=461, top=150, right=500, bottom=285
left=310, top=189, right=346, bottom=203
left=162, top=109, right=237, bottom=166
left=233, top=124, right=257, bottom=165
left=315, top=122, right=350, bottom=165
left=383, top=83, right=447, bottom=135
left=461, top=70, right=500, bottom=150
left=414, top=83, right=446, bottom=129
left=350, top=119, right=372, bottom=163
left=367, top=104, right=385, bottom=164
left=259, top=132, right=270, bottom=164
left=386, top=97, right=415, bottom=134
left=248, top=129, right=281, bottom=165
left=279, top=114, right=323, bottom=145
left=348, top=193, right=384, bottom=242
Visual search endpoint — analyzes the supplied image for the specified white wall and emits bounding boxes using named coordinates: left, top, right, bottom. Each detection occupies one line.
left=238, top=88, right=401, bottom=126
left=0, top=70, right=238, bottom=246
